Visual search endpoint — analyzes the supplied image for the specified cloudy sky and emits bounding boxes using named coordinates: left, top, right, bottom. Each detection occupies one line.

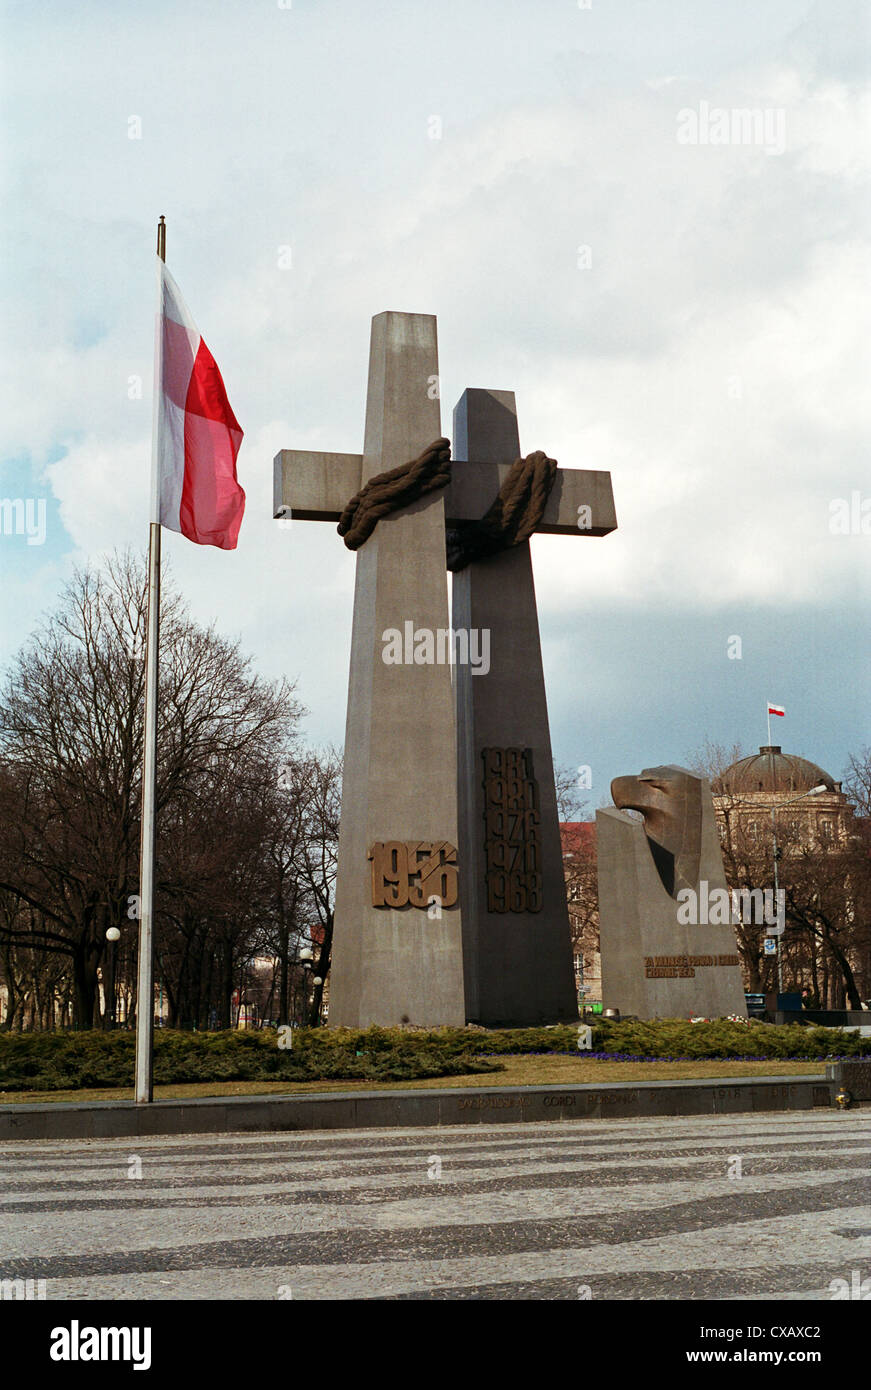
left=1, top=0, right=868, bottom=804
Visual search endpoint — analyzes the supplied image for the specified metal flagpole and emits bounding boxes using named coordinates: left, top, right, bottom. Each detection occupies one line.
left=767, top=703, right=775, bottom=820
left=135, top=215, right=166, bottom=1104
left=771, top=805, right=783, bottom=994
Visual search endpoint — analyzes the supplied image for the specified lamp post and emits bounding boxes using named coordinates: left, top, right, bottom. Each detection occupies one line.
left=296, top=942, right=325, bottom=1025
left=298, top=947, right=313, bottom=1026
left=770, top=784, right=828, bottom=995
left=105, top=927, right=121, bottom=1029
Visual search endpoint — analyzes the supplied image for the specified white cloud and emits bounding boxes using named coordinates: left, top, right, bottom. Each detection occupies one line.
left=2, top=1, right=868, bottom=761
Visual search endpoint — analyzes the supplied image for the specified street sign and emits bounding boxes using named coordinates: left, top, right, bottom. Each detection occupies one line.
left=763, top=938, right=777, bottom=956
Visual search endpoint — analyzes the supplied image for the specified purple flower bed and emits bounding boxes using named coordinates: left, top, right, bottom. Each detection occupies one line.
left=481, top=1051, right=852, bottom=1062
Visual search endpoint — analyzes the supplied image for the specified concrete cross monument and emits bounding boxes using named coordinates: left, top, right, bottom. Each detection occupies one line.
left=274, top=311, right=617, bottom=1028
left=450, top=388, right=616, bottom=1024
left=275, top=311, right=464, bottom=1028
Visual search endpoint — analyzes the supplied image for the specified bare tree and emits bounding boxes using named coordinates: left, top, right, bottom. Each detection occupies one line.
left=553, top=763, right=598, bottom=996
left=843, top=746, right=871, bottom=818
left=295, top=749, right=342, bottom=1026
left=0, top=551, right=302, bottom=1027
left=686, top=740, right=870, bottom=1006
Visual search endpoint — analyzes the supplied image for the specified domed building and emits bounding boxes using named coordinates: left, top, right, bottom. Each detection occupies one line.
left=712, top=746, right=853, bottom=851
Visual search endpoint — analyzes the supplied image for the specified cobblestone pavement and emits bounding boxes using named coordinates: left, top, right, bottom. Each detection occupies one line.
left=1, top=1109, right=869, bottom=1300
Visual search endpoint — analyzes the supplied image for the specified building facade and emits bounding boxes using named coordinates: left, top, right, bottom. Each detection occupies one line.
left=711, top=746, right=854, bottom=853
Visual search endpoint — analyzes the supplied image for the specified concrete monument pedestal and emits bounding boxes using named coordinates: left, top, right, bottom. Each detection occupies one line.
left=597, top=766, right=747, bottom=1020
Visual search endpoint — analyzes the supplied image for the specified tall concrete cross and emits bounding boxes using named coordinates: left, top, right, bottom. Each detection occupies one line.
left=274, top=313, right=617, bottom=1028
left=275, top=311, right=464, bottom=1028
left=451, top=388, right=616, bottom=1024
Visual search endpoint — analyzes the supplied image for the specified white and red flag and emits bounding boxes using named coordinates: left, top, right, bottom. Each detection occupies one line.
left=154, top=257, right=244, bottom=549
left=767, top=703, right=786, bottom=717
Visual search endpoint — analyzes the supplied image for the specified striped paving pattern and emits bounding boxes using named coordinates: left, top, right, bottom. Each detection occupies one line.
left=1, top=1110, right=869, bottom=1299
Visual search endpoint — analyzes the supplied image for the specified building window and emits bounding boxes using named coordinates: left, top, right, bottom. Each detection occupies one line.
left=747, top=820, right=759, bottom=840
left=820, top=819, right=834, bottom=842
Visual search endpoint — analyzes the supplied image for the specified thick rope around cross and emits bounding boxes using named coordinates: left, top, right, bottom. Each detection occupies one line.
left=446, top=450, right=558, bottom=571
left=337, top=437, right=452, bottom=551
left=337, top=439, right=558, bottom=566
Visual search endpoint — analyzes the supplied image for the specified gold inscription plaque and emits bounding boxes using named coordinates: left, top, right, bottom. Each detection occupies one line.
left=482, top=747, right=543, bottom=913
left=643, top=952, right=742, bottom=979
left=368, top=841, right=458, bottom=909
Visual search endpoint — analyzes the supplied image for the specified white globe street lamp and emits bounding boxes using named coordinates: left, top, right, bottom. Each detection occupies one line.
left=104, top=927, right=121, bottom=1029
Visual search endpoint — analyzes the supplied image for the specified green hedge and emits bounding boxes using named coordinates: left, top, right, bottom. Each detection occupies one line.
left=0, top=1027, right=503, bottom=1092
left=0, top=1018, right=867, bottom=1093
left=582, top=1017, right=871, bottom=1061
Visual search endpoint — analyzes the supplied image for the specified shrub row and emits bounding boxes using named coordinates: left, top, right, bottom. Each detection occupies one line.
left=0, top=1017, right=867, bottom=1092
left=0, top=1027, right=502, bottom=1092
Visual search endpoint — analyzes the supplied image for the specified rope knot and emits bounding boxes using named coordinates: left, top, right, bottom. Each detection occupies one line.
left=337, top=438, right=451, bottom=551
left=446, top=450, right=558, bottom=571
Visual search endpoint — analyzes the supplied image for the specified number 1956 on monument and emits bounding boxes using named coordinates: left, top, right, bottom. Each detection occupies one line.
left=369, top=841, right=459, bottom=909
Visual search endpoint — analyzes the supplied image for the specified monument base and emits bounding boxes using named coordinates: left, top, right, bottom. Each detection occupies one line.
left=597, top=767, right=748, bottom=1022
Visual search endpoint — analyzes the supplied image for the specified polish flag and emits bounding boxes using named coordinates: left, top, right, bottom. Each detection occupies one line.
left=767, top=703, right=786, bottom=717
left=155, top=257, right=245, bottom=549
